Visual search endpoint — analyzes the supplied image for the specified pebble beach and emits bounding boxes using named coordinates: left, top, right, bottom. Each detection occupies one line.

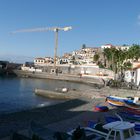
left=1, top=87, right=140, bottom=140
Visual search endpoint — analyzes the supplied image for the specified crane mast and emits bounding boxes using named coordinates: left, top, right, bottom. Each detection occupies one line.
left=54, top=28, right=58, bottom=68
left=11, top=26, right=72, bottom=71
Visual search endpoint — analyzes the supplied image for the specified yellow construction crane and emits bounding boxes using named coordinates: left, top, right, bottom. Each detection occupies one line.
left=11, top=26, right=72, bottom=68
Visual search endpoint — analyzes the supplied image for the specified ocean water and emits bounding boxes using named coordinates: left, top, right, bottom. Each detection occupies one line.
left=0, top=77, right=92, bottom=114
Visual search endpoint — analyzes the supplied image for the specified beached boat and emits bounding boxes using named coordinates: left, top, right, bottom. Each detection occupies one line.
left=30, top=119, right=140, bottom=140
left=94, top=105, right=109, bottom=112
left=106, top=96, right=140, bottom=107
left=124, top=100, right=140, bottom=110
left=34, top=88, right=77, bottom=100
left=68, top=120, right=140, bottom=140
left=107, top=96, right=129, bottom=101
left=68, top=126, right=108, bottom=140
left=106, top=97, right=125, bottom=107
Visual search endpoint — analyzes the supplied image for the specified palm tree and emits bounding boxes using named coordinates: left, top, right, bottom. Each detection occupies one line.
left=123, top=61, right=132, bottom=70
left=116, top=49, right=127, bottom=74
left=128, top=44, right=140, bottom=61
left=103, top=48, right=119, bottom=71
left=103, top=48, right=129, bottom=80
left=103, top=48, right=113, bottom=68
left=93, top=54, right=100, bottom=64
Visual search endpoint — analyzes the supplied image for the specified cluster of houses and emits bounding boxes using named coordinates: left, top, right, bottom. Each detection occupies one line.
left=34, top=47, right=98, bottom=66
left=23, top=44, right=140, bottom=87
left=34, top=44, right=130, bottom=66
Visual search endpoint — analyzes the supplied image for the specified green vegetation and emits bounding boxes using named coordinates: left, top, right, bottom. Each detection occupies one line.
left=93, top=54, right=100, bottom=63
left=102, top=44, right=140, bottom=74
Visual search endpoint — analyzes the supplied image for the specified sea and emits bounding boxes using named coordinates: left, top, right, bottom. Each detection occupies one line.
left=0, top=77, right=93, bottom=114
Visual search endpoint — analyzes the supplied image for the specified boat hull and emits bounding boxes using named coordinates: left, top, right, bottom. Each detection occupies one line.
left=106, top=98, right=125, bottom=107
left=94, top=106, right=109, bottom=112
left=124, top=100, right=140, bottom=110
left=106, top=96, right=137, bottom=108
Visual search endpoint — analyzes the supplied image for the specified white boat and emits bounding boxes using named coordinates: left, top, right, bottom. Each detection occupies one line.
left=68, top=121, right=140, bottom=140
left=29, top=116, right=140, bottom=140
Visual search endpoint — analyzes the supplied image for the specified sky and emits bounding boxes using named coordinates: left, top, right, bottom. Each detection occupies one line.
left=0, top=0, right=140, bottom=63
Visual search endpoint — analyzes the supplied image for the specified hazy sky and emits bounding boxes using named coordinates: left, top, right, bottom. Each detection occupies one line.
left=0, top=0, right=140, bottom=63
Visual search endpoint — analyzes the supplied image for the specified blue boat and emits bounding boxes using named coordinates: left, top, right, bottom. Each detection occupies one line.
left=124, top=99, right=140, bottom=110
left=94, top=106, right=109, bottom=112
left=106, top=96, right=140, bottom=108
left=119, top=112, right=140, bottom=121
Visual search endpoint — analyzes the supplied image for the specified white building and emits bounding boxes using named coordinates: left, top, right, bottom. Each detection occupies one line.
left=133, top=66, right=140, bottom=86
left=71, top=47, right=99, bottom=65
left=124, top=70, right=133, bottom=83
left=34, top=58, right=46, bottom=66
left=34, top=57, right=53, bottom=66
left=115, top=45, right=130, bottom=51
left=124, top=64, right=140, bottom=86
left=21, top=64, right=42, bottom=72
left=101, top=44, right=130, bottom=51
left=101, top=44, right=114, bottom=49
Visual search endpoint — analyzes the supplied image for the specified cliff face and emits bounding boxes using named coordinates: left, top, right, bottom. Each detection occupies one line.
left=0, top=61, right=8, bottom=75
left=0, top=61, right=20, bottom=76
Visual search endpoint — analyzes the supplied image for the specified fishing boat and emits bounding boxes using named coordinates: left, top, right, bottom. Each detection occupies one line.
left=94, top=105, right=109, bottom=112
left=106, top=96, right=139, bottom=107
left=124, top=100, right=140, bottom=110
left=107, top=96, right=129, bottom=101
left=106, top=97, right=125, bottom=107
left=68, top=120, right=140, bottom=140
left=30, top=118, right=140, bottom=140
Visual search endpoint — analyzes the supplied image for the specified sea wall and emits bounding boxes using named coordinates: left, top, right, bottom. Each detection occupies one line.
left=35, top=65, right=114, bottom=77
left=14, top=70, right=105, bottom=87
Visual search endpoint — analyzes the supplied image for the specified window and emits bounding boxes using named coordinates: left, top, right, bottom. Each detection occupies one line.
left=123, top=129, right=130, bottom=139
left=115, top=131, right=121, bottom=140
left=130, top=128, right=134, bottom=136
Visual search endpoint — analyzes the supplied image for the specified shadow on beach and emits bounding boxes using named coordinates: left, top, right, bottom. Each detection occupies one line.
left=0, top=99, right=88, bottom=138
left=0, top=98, right=119, bottom=139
